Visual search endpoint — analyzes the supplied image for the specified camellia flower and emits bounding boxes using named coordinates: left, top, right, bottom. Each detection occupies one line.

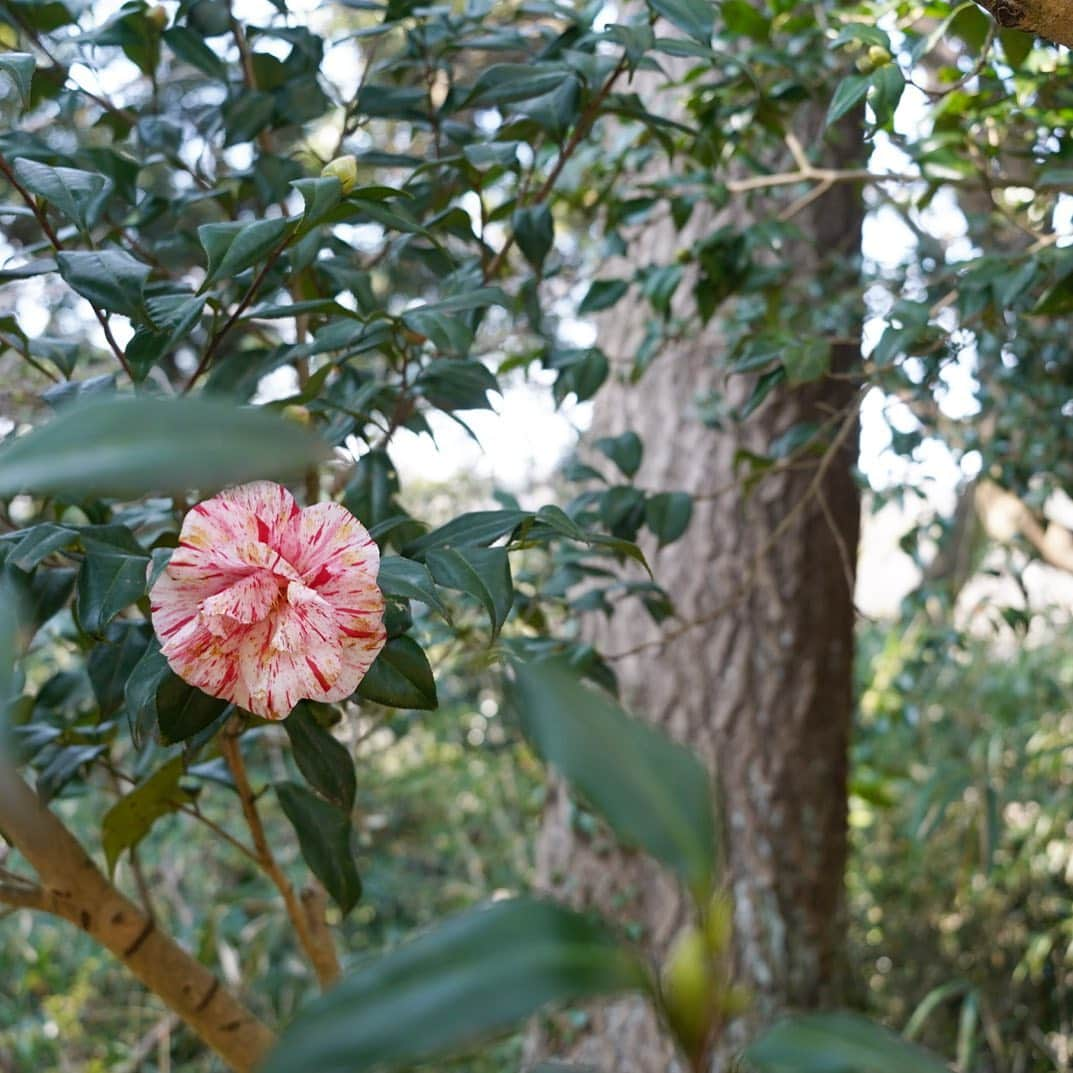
left=150, top=481, right=385, bottom=720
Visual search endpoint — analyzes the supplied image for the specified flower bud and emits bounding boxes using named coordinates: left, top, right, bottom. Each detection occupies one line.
left=661, top=925, right=718, bottom=1057
left=321, top=154, right=358, bottom=195
left=281, top=404, right=312, bottom=426
left=147, top=5, right=169, bottom=31
left=705, top=891, right=733, bottom=955
left=718, top=983, right=752, bottom=1018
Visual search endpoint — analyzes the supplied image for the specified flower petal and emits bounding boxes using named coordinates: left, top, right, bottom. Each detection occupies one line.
left=200, top=570, right=281, bottom=625
left=281, top=501, right=380, bottom=591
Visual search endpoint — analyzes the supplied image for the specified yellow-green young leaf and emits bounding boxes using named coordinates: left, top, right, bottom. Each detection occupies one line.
left=0, top=395, right=330, bottom=499
left=510, top=659, right=717, bottom=900
left=101, top=757, right=195, bottom=876
left=260, top=898, right=651, bottom=1073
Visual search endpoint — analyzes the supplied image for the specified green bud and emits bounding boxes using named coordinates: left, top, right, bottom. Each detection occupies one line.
left=661, top=926, right=717, bottom=1057
left=705, top=891, right=733, bottom=955
left=718, top=983, right=753, bottom=1018
left=321, top=154, right=359, bottom=195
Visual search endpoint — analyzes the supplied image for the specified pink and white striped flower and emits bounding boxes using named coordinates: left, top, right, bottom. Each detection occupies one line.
left=150, top=481, right=385, bottom=721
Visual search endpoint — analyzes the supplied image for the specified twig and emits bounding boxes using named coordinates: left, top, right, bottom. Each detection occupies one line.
left=483, top=53, right=630, bottom=281
left=183, top=239, right=291, bottom=393
left=607, top=401, right=860, bottom=660
left=0, top=152, right=135, bottom=381
left=219, top=719, right=341, bottom=989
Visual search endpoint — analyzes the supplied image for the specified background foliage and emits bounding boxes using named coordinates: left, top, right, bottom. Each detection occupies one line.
left=2, top=0, right=1073, bottom=1071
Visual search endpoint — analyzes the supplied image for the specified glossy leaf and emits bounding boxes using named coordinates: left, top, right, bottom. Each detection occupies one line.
left=746, top=1013, right=950, bottom=1073
left=198, top=217, right=294, bottom=286
left=355, top=636, right=437, bottom=710
left=595, top=431, right=643, bottom=479
left=57, top=249, right=150, bottom=319
left=76, top=528, right=150, bottom=634
left=284, top=703, right=357, bottom=810
left=649, top=0, right=714, bottom=43
left=260, top=898, right=651, bottom=1073
left=427, top=547, right=512, bottom=636
left=645, top=492, right=693, bottom=547
left=0, top=395, right=329, bottom=499
left=404, top=509, right=532, bottom=557
left=377, top=556, right=450, bottom=619
left=13, top=159, right=112, bottom=233
left=276, top=781, right=362, bottom=914
left=0, top=53, right=35, bottom=109
left=510, top=659, right=717, bottom=900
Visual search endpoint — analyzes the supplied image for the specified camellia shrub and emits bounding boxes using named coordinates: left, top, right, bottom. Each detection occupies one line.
left=0, top=0, right=1058, bottom=1070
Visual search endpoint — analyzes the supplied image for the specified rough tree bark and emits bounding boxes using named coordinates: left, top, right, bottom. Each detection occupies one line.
left=970, top=0, right=1073, bottom=47
left=528, top=101, right=864, bottom=1073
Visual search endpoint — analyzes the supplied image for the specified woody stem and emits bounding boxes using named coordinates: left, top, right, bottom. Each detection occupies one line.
left=219, top=718, right=341, bottom=989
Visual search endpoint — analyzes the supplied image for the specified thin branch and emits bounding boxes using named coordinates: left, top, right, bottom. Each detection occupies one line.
left=483, top=53, right=630, bottom=282
left=607, top=400, right=860, bottom=660
left=183, top=239, right=291, bottom=393
left=219, top=720, right=341, bottom=989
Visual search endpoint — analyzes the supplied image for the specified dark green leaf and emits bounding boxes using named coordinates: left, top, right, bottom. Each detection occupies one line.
left=284, top=703, right=357, bottom=810
left=276, top=781, right=362, bottom=914
left=645, top=492, right=693, bottom=547
left=510, top=660, right=717, bottom=900
left=513, top=205, right=554, bottom=272
left=199, top=217, right=293, bottom=287
left=404, top=510, right=532, bottom=557
left=648, top=0, right=714, bottom=43
left=578, top=279, right=629, bottom=315
left=427, top=547, right=513, bottom=636
left=13, top=159, right=112, bottom=233
left=0, top=396, right=330, bottom=499
left=57, top=249, right=150, bottom=319
left=0, top=53, right=35, bottom=109
left=77, top=529, right=150, bottom=634
left=355, top=635, right=437, bottom=710
left=784, top=339, right=831, bottom=385
left=377, top=556, right=450, bottom=619
left=260, top=898, right=650, bottom=1073
left=746, top=1013, right=950, bottom=1073
left=826, top=74, right=870, bottom=127
left=155, top=674, right=229, bottom=745
left=7, top=524, right=77, bottom=571
left=595, top=431, right=643, bottom=479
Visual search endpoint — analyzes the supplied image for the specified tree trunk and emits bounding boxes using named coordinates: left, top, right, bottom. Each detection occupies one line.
left=528, top=107, right=864, bottom=1073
